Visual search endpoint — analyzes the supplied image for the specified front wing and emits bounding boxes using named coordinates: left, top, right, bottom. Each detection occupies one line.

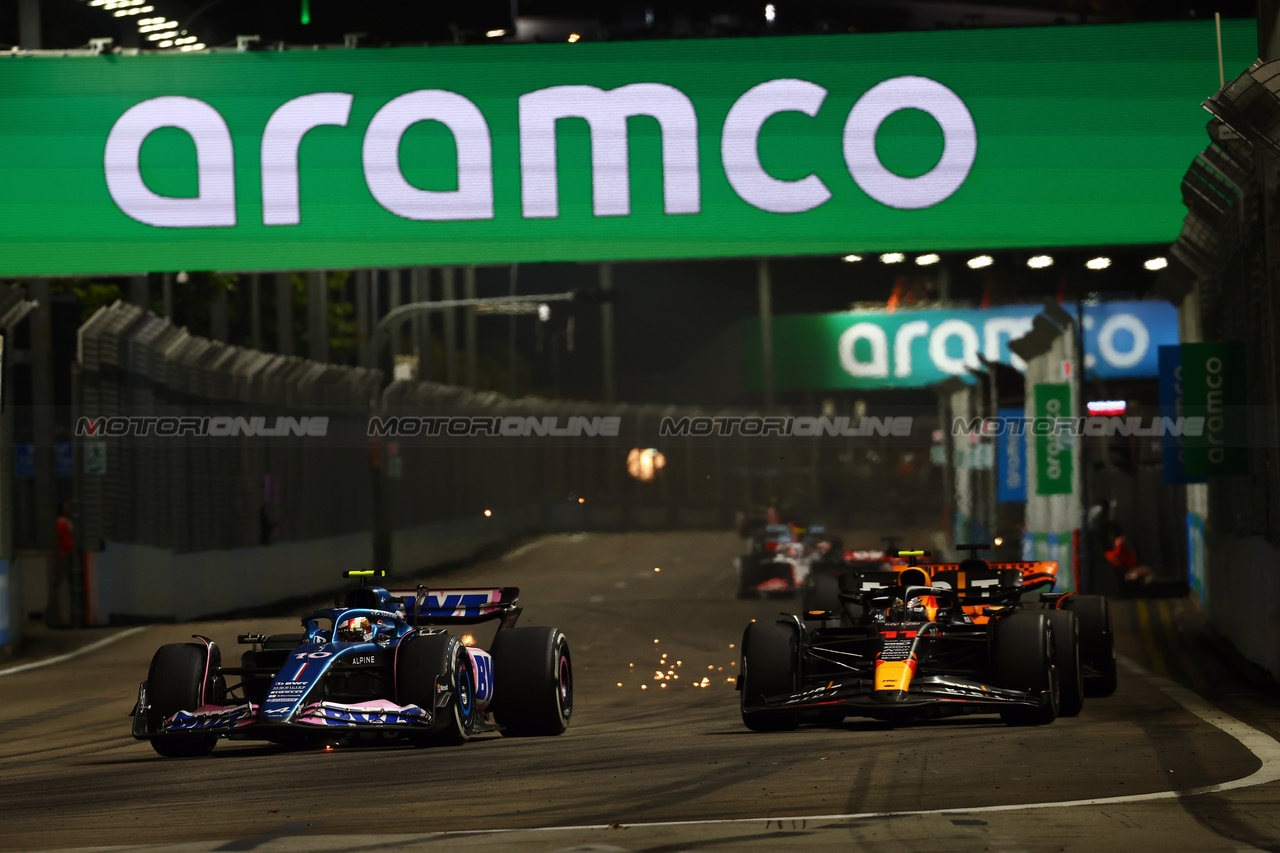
left=744, top=674, right=1049, bottom=716
left=131, top=682, right=434, bottom=740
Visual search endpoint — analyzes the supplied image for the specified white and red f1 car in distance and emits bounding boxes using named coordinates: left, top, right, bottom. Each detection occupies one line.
left=734, top=524, right=845, bottom=598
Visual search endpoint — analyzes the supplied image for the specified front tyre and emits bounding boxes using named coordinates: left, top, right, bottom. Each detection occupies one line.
left=146, top=643, right=219, bottom=758
left=995, top=613, right=1060, bottom=727
left=740, top=620, right=800, bottom=732
left=398, top=632, right=476, bottom=747
left=490, top=627, right=572, bottom=737
left=736, top=556, right=762, bottom=598
left=1044, top=610, right=1084, bottom=717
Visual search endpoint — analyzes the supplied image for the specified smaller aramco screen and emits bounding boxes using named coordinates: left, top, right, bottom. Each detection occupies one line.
left=743, top=301, right=1178, bottom=390
left=0, top=20, right=1256, bottom=276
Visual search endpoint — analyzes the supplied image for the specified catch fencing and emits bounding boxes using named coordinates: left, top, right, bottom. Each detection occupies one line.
left=74, top=302, right=930, bottom=567
left=76, top=302, right=382, bottom=553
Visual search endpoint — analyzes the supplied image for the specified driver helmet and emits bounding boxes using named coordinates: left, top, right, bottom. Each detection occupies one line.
left=336, top=615, right=374, bottom=642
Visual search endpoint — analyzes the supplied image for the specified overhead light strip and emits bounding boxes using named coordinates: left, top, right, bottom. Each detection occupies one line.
left=78, top=0, right=201, bottom=52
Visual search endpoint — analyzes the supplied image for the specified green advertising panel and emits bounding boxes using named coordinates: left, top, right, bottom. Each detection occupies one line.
left=1033, top=383, right=1073, bottom=496
left=1182, top=342, right=1247, bottom=477
left=0, top=21, right=1255, bottom=276
left=743, top=301, right=1177, bottom=390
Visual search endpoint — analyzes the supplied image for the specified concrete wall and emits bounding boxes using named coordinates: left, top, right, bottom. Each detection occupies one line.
left=66, top=500, right=732, bottom=625
left=1206, top=533, right=1280, bottom=682
left=13, top=551, right=49, bottom=624
left=390, top=505, right=543, bottom=581
left=96, top=535, right=374, bottom=622
left=96, top=507, right=544, bottom=623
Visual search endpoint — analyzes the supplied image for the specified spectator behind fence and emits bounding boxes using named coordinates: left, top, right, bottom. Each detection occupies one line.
left=1105, top=524, right=1153, bottom=595
left=47, top=501, right=75, bottom=628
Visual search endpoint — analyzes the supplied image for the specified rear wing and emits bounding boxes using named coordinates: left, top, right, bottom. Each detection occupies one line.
left=386, top=586, right=522, bottom=627
left=926, top=561, right=1059, bottom=591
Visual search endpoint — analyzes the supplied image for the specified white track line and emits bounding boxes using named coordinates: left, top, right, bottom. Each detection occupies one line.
left=33, top=651, right=1280, bottom=853
left=464, top=654, right=1280, bottom=835
left=0, top=626, right=149, bottom=677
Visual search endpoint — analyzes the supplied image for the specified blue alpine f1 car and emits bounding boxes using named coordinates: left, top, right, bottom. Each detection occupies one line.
left=131, top=571, right=572, bottom=757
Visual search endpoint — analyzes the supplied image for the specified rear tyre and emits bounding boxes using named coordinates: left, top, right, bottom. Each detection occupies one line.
left=994, top=613, right=1060, bottom=726
left=240, top=638, right=299, bottom=706
left=736, top=556, right=761, bottom=598
left=397, top=632, right=476, bottom=747
left=801, top=573, right=842, bottom=616
left=263, top=633, right=306, bottom=651
left=1062, top=595, right=1118, bottom=697
left=1044, top=610, right=1084, bottom=717
left=146, top=643, right=219, bottom=758
left=740, top=621, right=800, bottom=732
left=490, top=627, right=573, bottom=737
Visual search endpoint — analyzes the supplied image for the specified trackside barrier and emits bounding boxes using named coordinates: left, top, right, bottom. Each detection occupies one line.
left=0, top=284, right=38, bottom=654
left=1162, top=64, right=1280, bottom=683
left=72, top=301, right=930, bottom=621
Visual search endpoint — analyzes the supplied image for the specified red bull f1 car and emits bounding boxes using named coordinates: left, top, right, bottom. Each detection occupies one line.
left=799, top=544, right=1116, bottom=698
left=131, top=571, right=572, bottom=757
left=738, top=553, right=1085, bottom=729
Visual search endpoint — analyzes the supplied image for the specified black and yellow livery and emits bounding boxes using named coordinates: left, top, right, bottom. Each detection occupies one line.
left=738, top=554, right=1080, bottom=729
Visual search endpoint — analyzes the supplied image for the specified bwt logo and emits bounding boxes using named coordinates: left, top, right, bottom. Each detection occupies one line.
left=103, top=76, right=975, bottom=228
left=76, top=416, right=329, bottom=438
left=426, top=593, right=493, bottom=616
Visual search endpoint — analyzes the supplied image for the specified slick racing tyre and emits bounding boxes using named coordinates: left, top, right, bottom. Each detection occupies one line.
left=240, top=634, right=305, bottom=706
left=994, top=613, right=1060, bottom=726
left=398, top=632, right=476, bottom=747
left=740, top=620, right=800, bottom=732
left=735, top=556, right=762, bottom=598
left=801, top=573, right=842, bottom=617
left=1044, top=610, right=1084, bottom=717
left=146, top=643, right=220, bottom=758
left=238, top=650, right=268, bottom=706
left=263, top=633, right=306, bottom=651
left=490, top=627, right=573, bottom=737
left=1061, top=595, right=1118, bottom=697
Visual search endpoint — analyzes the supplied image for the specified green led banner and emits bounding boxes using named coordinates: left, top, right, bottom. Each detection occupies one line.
left=1033, top=383, right=1074, bottom=496
left=0, top=21, right=1256, bottom=276
left=1181, top=341, right=1248, bottom=478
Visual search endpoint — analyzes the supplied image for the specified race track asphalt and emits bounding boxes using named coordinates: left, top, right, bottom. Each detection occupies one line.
left=0, top=530, right=1278, bottom=852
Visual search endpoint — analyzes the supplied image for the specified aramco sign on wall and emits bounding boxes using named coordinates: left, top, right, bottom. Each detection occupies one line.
left=743, top=301, right=1179, bottom=390
left=0, top=20, right=1256, bottom=276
